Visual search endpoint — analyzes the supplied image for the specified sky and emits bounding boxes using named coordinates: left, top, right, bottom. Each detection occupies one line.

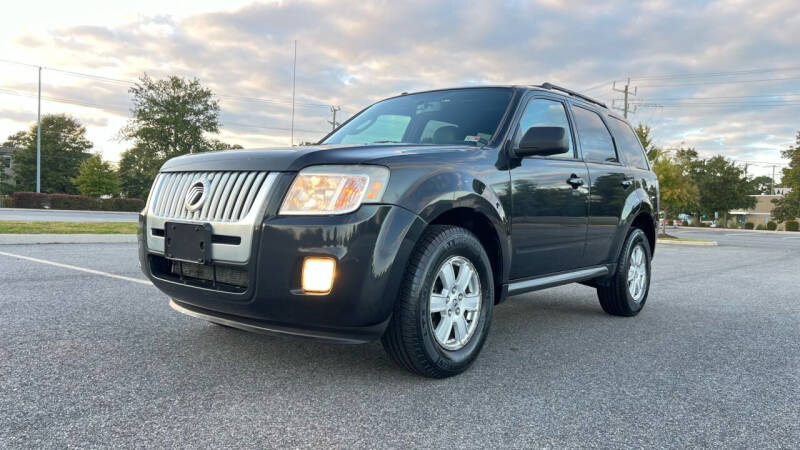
left=1, top=0, right=798, bottom=179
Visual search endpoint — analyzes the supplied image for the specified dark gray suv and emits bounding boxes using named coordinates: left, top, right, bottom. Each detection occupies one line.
left=138, top=83, right=659, bottom=378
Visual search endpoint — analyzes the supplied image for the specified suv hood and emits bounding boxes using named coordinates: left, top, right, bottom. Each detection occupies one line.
left=159, top=144, right=474, bottom=172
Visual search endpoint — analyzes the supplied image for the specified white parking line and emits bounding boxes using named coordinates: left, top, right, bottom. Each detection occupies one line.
left=0, top=250, right=152, bottom=286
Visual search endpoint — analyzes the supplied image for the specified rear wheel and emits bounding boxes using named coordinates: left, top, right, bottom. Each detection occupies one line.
left=381, top=225, right=494, bottom=378
left=596, top=228, right=651, bottom=316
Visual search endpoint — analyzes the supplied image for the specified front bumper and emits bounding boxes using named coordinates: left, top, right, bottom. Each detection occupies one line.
left=140, top=204, right=426, bottom=342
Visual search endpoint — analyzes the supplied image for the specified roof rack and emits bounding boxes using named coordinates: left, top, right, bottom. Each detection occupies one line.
left=539, top=82, right=607, bottom=109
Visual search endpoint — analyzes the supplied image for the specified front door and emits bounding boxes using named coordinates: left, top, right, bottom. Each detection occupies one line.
left=508, top=97, right=589, bottom=279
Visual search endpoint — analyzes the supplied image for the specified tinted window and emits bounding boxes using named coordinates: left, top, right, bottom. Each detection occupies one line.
left=571, top=106, right=618, bottom=163
left=515, top=98, right=575, bottom=158
left=608, top=117, right=649, bottom=169
left=323, top=88, right=512, bottom=146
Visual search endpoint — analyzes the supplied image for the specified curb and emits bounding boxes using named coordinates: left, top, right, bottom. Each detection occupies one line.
left=658, top=239, right=717, bottom=247
left=0, top=234, right=137, bottom=245
left=670, top=226, right=798, bottom=236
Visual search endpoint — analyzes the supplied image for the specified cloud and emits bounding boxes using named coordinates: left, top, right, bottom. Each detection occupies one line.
left=1, top=0, right=798, bottom=175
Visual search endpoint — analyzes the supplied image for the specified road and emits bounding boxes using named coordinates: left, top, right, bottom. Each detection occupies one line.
left=1, top=235, right=798, bottom=447
left=0, top=208, right=139, bottom=222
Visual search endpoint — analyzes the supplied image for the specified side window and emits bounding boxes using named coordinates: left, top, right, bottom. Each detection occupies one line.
left=571, top=106, right=618, bottom=163
left=514, top=98, right=575, bottom=158
left=339, top=114, right=411, bottom=144
left=608, top=117, right=649, bottom=170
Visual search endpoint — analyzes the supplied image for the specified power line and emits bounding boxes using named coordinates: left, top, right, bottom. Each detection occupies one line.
left=0, top=89, right=330, bottom=135
left=635, top=102, right=800, bottom=108
left=637, top=75, right=800, bottom=88
left=579, top=80, right=615, bottom=93
left=628, top=92, right=800, bottom=101
left=629, top=65, right=800, bottom=81
left=0, top=58, right=334, bottom=109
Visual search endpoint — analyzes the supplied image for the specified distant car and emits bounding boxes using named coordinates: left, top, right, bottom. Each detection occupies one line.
left=138, top=84, right=660, bottom=378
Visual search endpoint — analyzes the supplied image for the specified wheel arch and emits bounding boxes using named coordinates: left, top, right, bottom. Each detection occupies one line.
left=630, top=210, right=656, bottom=256
left=426, top=205, right=510, bottom=304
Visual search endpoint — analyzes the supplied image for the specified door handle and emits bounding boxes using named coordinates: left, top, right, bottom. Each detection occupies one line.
left=567, top=175, right=584, bottom=188
left=621, top=178, right=634, bottom=188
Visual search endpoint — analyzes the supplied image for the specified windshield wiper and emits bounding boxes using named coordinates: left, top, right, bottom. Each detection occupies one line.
left=371, top=140, right=407, bottom=144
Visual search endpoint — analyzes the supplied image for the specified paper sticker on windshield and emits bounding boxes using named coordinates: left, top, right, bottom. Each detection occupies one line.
left=464, top=135, right=481, bottom=143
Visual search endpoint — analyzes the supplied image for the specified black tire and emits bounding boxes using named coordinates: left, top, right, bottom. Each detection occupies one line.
left=596, top=228, right=652, bottom=317
left=381, top=225, right=494, bottom=378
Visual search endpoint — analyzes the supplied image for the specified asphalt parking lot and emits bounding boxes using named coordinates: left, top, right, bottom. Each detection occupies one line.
left=1, top=233, right=798, bottom=448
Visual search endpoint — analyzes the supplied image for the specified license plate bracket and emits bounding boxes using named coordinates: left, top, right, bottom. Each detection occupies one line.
left=164, top=222, right=212, bottom=264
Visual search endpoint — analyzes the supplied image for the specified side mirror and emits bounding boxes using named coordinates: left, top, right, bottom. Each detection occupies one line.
left=515, top=126, right=570, bottom=157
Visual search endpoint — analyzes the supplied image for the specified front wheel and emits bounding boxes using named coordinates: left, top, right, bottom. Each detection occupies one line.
left=596, top=228, right=652, bottom=316
left=381, top=225, right=494, bottom=378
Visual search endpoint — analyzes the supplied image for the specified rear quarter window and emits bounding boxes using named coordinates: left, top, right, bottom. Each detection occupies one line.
left=607, top=117, right=649, bottom=170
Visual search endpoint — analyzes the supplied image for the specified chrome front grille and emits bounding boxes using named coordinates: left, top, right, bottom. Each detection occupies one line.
left=151, top=171, right=269, bottom=222
left=145, top=171, right=278, bottom=264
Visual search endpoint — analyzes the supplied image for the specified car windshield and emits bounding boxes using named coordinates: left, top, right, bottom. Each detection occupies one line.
left=322, top=87, right=513, bottom=146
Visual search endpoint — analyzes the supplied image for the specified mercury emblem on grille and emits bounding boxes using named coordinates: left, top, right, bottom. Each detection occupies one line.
left=184, top=179, right=208, bottom=212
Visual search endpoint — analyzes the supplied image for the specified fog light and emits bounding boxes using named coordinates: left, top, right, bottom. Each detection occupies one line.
left=302, top=257, right=336, bottom=294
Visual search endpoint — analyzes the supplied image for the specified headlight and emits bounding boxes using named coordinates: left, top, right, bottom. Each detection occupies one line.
left=279, top=165, right=390, bottom=215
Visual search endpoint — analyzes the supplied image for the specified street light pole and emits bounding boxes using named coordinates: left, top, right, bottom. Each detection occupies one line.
left=290, top=40, right=297, bottom=147
left=36, top=66, right=42, bottom=193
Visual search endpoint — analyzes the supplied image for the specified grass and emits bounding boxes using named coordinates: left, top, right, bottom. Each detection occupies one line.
left=0, top=221, right=137, bottom=234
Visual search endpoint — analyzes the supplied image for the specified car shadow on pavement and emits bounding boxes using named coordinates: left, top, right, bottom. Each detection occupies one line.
left=159, top=286, right=607, bottom=382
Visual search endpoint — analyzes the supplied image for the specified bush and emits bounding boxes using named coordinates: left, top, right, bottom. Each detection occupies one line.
left=786, top=220, right=799, bottom=232
left=744, top=222, right=755, bottom=230
left=12, top=192, right=50, bottom=208
left=700, top=222, right=710, bottom=228
left=767, top=221, right=778, bottom=231
left=0, top=194, right=13, bottom=208
left=756, top=224, right=766, bottom=230
left=10, top=192, right=144, bottom=212
left=99, top=197, right=145, bottom=212
left=666, top=219, right=674, bottom=226
left=49, top=193, right=97, bottom=211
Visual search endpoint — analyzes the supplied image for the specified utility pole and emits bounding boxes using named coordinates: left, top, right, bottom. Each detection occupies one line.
left=771, top=165, right=776, bottom=195
left=290, top=40, right=297, bottom=147
left=36, top=66, right=42, bottom=193
left=612, top=78, right=637, bottom=119
left=328, top=106, right=341, bottom=132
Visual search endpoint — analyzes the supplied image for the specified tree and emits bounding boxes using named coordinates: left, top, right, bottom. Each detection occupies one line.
left=0, top=151, right=13, bottom=195
left=72, top=154, right=120, bottom=197
left=635, top=124, right=661, bottom=161
left=118, top=144, right=161, bottom=200
left=651, top=154, right=699, bottom=218
left=694, top=155, right=756, bottom=225
left=206, top=139, right=244, bottom=151
left=748, top=175, right=774, bottom=195
left=772, top=131, right=800, bottom=222
left=121, top=74, right=221, bottom=158
left=117, top=74, right=240, bottom=198
left=3, top=114, right=93, bottom=193
left=772, top=190, right=800, bottom=222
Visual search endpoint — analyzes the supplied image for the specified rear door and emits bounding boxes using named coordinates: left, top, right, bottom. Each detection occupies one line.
left=508, top=95, right=590, bottom=279
left=606, top=114, right=658, bottom=197
left=569, top=104, right=630, bottom=266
